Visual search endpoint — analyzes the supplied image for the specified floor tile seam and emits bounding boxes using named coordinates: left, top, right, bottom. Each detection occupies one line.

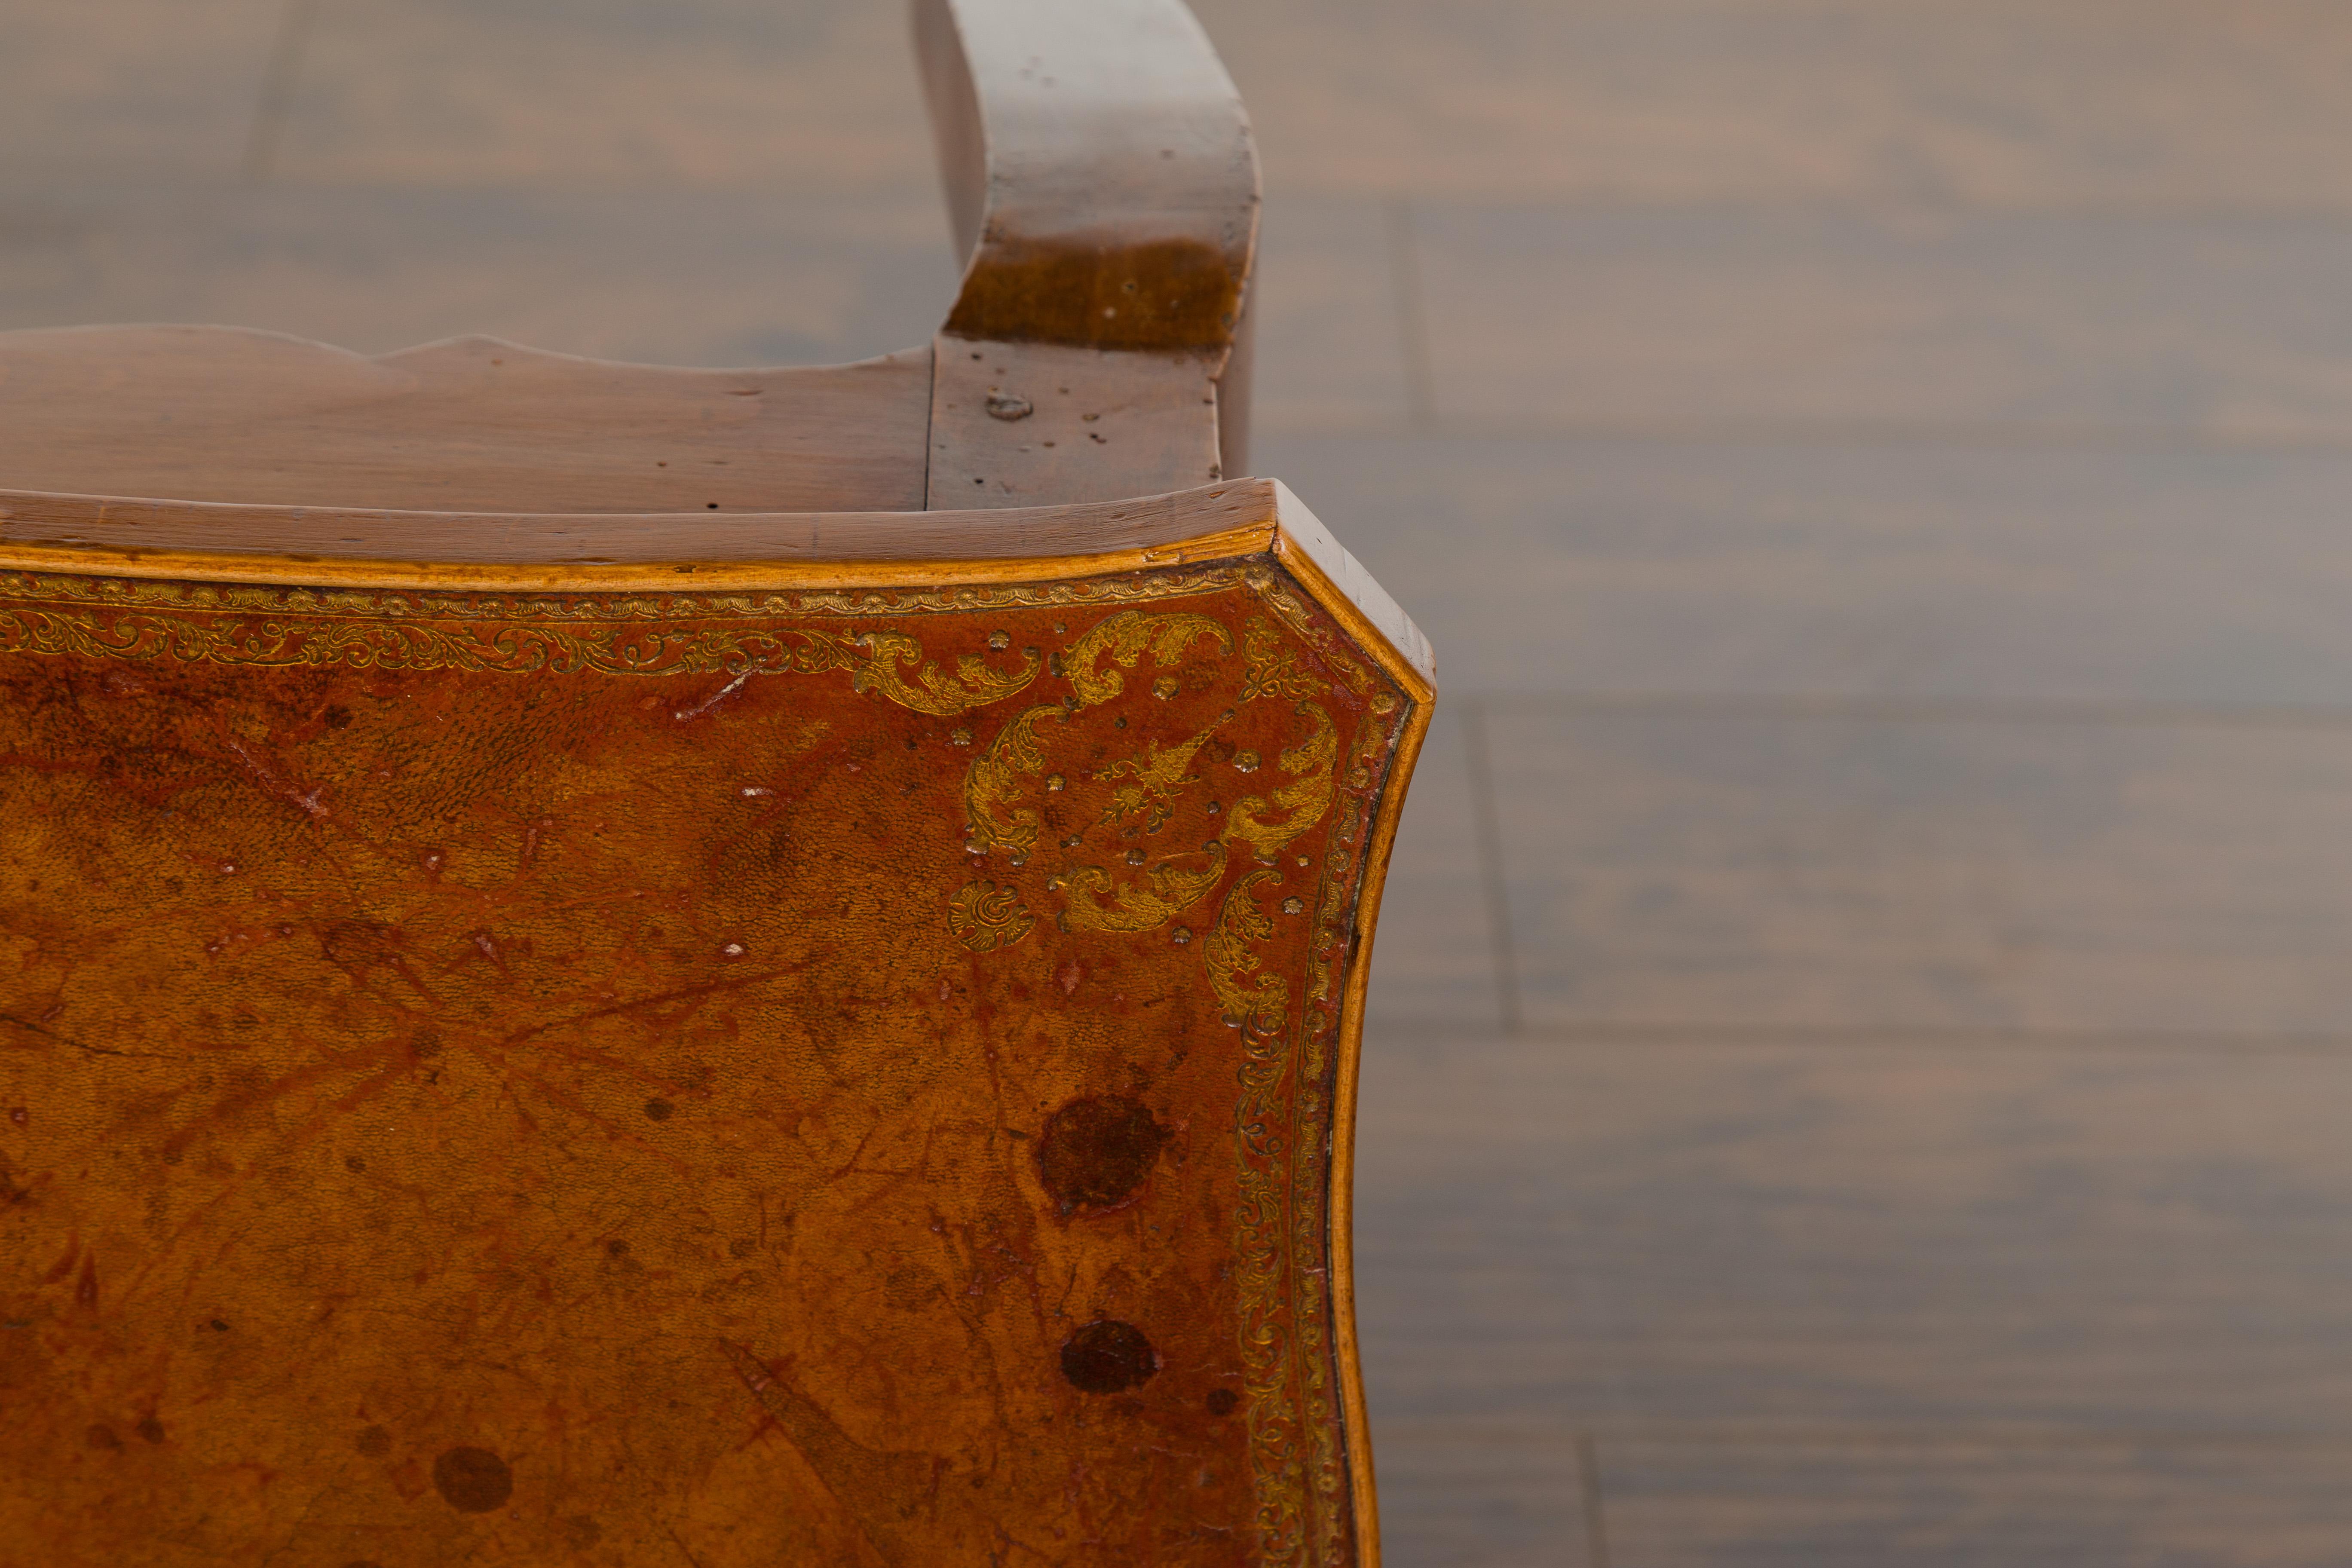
left=1576, top=1432, right=1615, bottom=1568
left=1274, top=190, right=2352, bottom=230
left=31, top=188, right=2352, bottom=230
left=1464, top=689, right=2352, bottom=731
left=242, top=0, right=321, bottom=186
left=0, top=176, right=956, bottom=204
left=1369, top=1418, right=2352, bottom=1455
left=1457, top=697, right=1523, bottom=1033
left=1251, top=411, right=2352, bottom=456
left=1380, top=196, right=1438, bottom=432
left=1360, top=1018, right=2352, bottom=1056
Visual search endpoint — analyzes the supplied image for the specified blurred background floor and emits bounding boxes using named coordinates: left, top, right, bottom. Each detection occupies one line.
left=14, top=1, right=2352, bottom=1562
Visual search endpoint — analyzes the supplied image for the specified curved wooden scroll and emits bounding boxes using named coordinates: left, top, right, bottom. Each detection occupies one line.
left=919, top=0, right=1257, bottom=358
left=917, top=0, right=1261, bottom=506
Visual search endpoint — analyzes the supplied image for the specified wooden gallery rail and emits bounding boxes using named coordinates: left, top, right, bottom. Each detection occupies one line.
left=0, top=1, right=1433, bottom=1563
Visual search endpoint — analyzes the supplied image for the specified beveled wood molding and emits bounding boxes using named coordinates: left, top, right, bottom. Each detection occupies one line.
left=0, top=478, right=1435, bottom=698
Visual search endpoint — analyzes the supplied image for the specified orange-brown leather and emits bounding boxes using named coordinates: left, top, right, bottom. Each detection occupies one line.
left=0, top=560, right=1409, bottom=1565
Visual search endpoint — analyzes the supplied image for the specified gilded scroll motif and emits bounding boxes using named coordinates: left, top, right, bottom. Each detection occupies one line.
left=964, top=613, right=1234, bottom=862
left=963, top=704, right=1060, bottom=856
left=1054, top=842, right=1228, bottom=934
left=0, top=598, right=1041, bottom=715
left=1062, top=611, right=1231, bottom=706
left=960, top=615, right=1335, bottom=955
left=797, top=630, right=1041, bottom=715
left=1240, top=616, right=1322, bottom=704
left=947, top=880, right=1035, bottom=952
left=1225, top=704, right=1338, bottom=859
left=1206, top=870, right=1287, bottom=1035
left=1094, top=723, right=1219, bottom=835
left=1237, top=924, right=1308, bottom=1567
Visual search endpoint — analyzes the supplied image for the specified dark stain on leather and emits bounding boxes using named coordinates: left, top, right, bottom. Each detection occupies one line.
left=1035, top=1095, right=1168, bottom=1215
left=432, top=1446, right=514, bottom=1513
left=1060, top=1320, right=1158, bottom=1394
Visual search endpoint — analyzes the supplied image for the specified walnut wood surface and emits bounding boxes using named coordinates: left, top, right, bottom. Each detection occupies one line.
left=0, top=479, right=1275, bottom=577
left=0, top=0, right=1260, bottom=514
left=0, top=327, right=932, bottom=514
left=919, top=0, right=1261, bottom=503
left=926, top=340, right=1230, bottom=509
left=917, top=0, right=1257, bottom=359
left=0, top=481, right=1430, bottom=1565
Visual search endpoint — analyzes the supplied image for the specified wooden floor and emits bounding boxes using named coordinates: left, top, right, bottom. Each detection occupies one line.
left=14, top=2, right=2352, bottom=1561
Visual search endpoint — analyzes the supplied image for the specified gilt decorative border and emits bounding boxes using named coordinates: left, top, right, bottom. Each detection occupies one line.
left=0, top=564, right=1255, bottom=632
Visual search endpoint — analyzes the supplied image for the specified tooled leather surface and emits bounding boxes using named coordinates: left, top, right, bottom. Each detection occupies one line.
left=0, top=564, right=1408, bottom=1566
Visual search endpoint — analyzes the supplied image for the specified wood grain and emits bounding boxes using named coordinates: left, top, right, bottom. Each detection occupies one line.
left=917, top=0, right=1260, bottom=499
left=1248, top=202, right=1418, bottom=435
left=1353, top=1032, right=2352, bottom=1433
left=1188, top=0, right=2352, bottom=209
left=3, top=0, right=1266, bottom=514
left=0, top=326, right=932, bottom=512
left=1485, top=706, right=2352, bottom=1035
left=0, top=478, right=1283, bottom=585
left=1597, top=1436, right=2352, bottom=1568
left=925, top=340, right=1227, bottom=508
left=0, top=0, right=284, bottom=181
left=0, top=185, right=957, bottom=370
left=1365, top=1426, right=1595, bottom=1568
left=1255, top=432, right=2352, bottom=706
left=918, top=0, right=1257, bottom=356
left=270, top=0, right=933, bottom=190
left=1408, top=203, right=2352, bottom=439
